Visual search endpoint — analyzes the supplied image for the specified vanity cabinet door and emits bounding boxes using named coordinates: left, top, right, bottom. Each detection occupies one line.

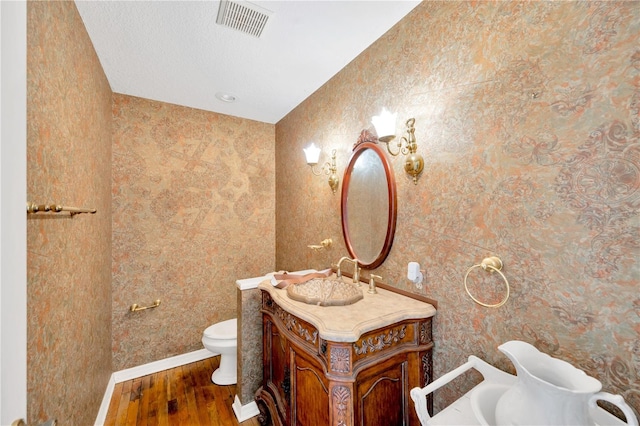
left=354, top=356, right=409, bottom=426
left=290, top=346, right=330, bottom=426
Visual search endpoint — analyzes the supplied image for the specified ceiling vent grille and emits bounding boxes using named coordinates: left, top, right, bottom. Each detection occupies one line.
left=216, top=1, right=272, bottom=38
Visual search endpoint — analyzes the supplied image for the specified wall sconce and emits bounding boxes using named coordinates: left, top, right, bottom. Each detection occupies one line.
left=303, top=143, right=339, bottom=193
left=372, top=108, right=424, bottom=184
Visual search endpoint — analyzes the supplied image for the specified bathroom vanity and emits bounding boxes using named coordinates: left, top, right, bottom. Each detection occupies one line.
left=255, top=277, right=436, bottom=426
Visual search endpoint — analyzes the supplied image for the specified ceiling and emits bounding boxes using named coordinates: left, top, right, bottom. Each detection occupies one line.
left=75, top=0, right=421, bottom=124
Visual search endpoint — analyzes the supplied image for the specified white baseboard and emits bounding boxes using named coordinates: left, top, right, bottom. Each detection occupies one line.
left=94, top=374, right=116, bottom=426
left=232, top=394, right=260, bottom=422
left=113, top=348, right=215, bottom=383
left=94, top=349, right=216, bottom=425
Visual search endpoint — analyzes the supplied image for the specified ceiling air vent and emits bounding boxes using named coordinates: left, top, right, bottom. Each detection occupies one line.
left=216, top=1, right=272, bottom=38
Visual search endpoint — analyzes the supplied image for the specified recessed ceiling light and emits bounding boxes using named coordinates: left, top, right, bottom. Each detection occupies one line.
left=215, top=92, right=237, bottom=103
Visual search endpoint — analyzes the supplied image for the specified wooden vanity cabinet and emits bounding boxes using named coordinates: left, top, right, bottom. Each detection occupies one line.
left=256, top=291, right=433, bottom=426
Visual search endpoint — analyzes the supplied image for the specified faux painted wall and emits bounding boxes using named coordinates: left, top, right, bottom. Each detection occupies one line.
left=237, top=288, right=263, bottom=404
left=276, top=1, right=640, bottom=416
left=112, top=94, right=275, bottom=370
left=26, top=2, right=113, bottom=425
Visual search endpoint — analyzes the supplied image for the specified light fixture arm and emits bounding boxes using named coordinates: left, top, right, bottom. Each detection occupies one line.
left=384, top=136, right=402, bottom=157
left=380, top=118, right=416, bottom=157
left=308, top=149, right=339, bottom=193
left=310, top=149, right=337, bottom=176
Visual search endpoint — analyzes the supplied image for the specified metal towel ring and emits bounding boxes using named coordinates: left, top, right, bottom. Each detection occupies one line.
left=464, top=256, right=509, bottom=308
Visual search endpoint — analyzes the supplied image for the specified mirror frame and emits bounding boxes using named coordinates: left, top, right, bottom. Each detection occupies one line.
left=341, top=130, right=397, bottom=269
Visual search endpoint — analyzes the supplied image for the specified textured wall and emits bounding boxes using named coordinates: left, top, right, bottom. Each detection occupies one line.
left=237, top=288, right=264, bottom=404
left=276, top=1, right=640, bottom=417
left=112, top=94, right=275, bottom=370
left=26, top=1, right=113, bottom=425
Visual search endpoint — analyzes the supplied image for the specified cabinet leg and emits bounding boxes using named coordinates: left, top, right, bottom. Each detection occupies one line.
left=256, top=398, right=272, bottom=426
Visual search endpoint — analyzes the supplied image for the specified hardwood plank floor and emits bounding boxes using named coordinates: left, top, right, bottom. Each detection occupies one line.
left=105, top=357, right=261, bottom=426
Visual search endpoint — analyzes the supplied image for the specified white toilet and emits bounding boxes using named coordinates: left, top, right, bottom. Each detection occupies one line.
left=202, top=318, right=237, bottom=385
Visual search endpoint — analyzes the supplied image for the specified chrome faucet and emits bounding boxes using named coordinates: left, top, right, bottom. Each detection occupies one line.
left=336, top=256, right=360, bottom=283
left=368, top=274, right=382, bottom=294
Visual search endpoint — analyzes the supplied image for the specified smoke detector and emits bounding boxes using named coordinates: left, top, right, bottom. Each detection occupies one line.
left=216, top=1, right=272, bottom=38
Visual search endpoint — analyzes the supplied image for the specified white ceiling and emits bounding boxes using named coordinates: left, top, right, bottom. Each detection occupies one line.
left=75, top=0, right=421, bottom=124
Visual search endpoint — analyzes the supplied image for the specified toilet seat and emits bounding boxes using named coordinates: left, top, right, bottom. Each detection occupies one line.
left=204, top=318, right=236, bottom=340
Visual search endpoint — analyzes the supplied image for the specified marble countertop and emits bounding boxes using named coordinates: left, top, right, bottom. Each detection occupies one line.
left=258, top=275, right=436, bottom=343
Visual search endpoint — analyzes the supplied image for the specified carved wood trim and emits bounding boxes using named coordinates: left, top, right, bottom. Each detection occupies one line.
left=273, top=303, right=318, bottom=344
left=332, top=385, right=351, bottom=426
left=420, top=318, right=432, bottom=344
left=421, top=351, right=432, bottom=387
left=354, top=129, right=378, bottom=149
left=255, top=387, right=284, bottom=426
left=255, top=395, right=272, bottom=426
left=421, top=351, right=433, bottom=415
left=330, top=347, right=351, bottom=373
left=353, top=325, right=407, bottom=355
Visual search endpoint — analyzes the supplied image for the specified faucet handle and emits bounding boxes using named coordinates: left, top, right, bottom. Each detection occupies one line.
left=368, top=274, right=382, bottom=294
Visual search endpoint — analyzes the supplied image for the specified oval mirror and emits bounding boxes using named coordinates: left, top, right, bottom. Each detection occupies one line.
left=341, top=130, right=397, bottom=269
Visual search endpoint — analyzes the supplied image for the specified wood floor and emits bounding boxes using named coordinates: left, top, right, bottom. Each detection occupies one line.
left=105, top=356, right=261, bottom=426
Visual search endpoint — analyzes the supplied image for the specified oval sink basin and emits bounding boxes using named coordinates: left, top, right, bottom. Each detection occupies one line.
left=286, top=278, right=363, bottom=306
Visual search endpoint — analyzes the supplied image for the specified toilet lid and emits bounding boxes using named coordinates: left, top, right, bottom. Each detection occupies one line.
left=204, top=318, right=237, bottom=339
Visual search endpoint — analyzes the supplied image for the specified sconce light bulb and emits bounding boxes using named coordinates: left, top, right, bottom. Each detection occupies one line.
left=304, top=143, right=321, bottom=165
left=372, top=108, right=397, bottom=142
